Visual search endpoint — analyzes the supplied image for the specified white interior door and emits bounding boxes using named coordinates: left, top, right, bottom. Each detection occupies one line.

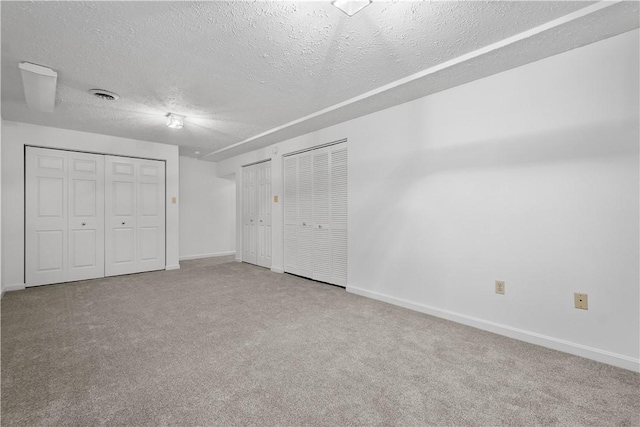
left=26, top=147, right=105, bottom=286
left=26, top=147, right=69, bottom=286
left=297, top=153, right=314, bottom=279
left=105, top=156, right=165, bottom=276
left=312, top=148, right=331, bottom=283
left=105, top=156, right=137, bottom=276
left=283, top=142, right=347, bottom=287
left=27, top=149, right=165, bottom=285
left=137, top=159, right=166, bottom=273
left=330, top=144, right=348, bottom=286
left=68, top=151, right=105, bottom=282
left=242, top=164, right=257, bottom=265
left=284, top=156, right=298, bottom=273
left=257, top=161, right=272, bottom=268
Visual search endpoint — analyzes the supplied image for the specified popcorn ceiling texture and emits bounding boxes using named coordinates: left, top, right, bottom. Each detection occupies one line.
left=1, top=1, right=637, bottom=159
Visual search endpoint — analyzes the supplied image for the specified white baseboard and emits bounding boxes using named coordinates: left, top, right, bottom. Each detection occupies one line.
left=2, top=283, right=26, bottom=297
left=165, top=264, right=181, bottom=271
left=179, top=251, right=236, bottom=261
left=235, top=257, right=242, bottom=262
left=271, top=266, right=284, bottom=273
left=347, top=285, right=640, bottom=373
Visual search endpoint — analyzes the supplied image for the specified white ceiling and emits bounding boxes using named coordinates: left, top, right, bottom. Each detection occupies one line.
left=1, top=1, right=638, bottom=161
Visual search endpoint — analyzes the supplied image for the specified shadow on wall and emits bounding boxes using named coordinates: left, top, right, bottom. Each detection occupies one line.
left=351, top=117, right=639, bottom=297
left=397, top=116, right=639, bottom=178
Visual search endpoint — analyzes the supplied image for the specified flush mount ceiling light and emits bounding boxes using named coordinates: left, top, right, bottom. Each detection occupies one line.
left=332, top=0, right=372, bottom=16
left=89, top=89, right=120, bottom=101
left=166, top=113, right=185, bottom=129
left=18, top=62, right=58, bottom=113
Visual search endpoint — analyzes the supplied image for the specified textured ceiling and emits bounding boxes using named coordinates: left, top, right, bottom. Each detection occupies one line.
left=1, top=1, right=638, bottom=161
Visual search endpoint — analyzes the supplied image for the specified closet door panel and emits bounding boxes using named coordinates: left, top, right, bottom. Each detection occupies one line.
left=137, top=159, right=166, bottom=272
left=298, top=224, right=313, bottom=278
left=312, top=148, right=331, bottom=283
left=113, top=228, right=135, bottom=263
left=26, top=147, right=68, bottom=286
left=242, top=165, right=257, bottom=265
left=297, top=154, right=314, bottom=278
left=105, top=156, right=137, bottom=276
left=68, top=151, right=105, bottom=282
left=284, top=157, right=298, bottom=273
left=298, top=154, right=313, bottom=226
left=257, top=161, right=272, bottom=268
left=330, top=144, right=348, bottom=286
left=283, top=142, right=347, bottom=286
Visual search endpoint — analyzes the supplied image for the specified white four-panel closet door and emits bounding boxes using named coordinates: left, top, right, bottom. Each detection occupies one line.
left=25, top=147, right=165, bottom=287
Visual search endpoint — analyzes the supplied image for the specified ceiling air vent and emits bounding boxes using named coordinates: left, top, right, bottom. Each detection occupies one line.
left=89, top=89, right=120, bottom=101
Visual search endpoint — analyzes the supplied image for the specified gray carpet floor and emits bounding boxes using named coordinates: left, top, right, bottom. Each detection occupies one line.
left=1, top=256, right=639, bottom=426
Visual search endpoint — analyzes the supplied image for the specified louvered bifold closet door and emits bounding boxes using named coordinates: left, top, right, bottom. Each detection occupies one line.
left=330, top=144, right=348, bottom=286
left=312, top=147, right=331, bottom=283
left=297, top=153, right=314, bottom=279
left=284, top=157, right=299, bottom=274
left=283, top=141, right=347, bottom=287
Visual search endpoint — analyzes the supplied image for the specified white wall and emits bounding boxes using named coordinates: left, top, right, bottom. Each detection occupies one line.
left=218, top=29, right=640, bottom=370
left=1, top=121, right=181, bottom=291
left=0, top=122, right=3, bottom=296
left=179, top=156, right=235, bottom=260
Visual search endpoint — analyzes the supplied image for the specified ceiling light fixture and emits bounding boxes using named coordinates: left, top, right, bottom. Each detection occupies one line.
left=332, top=0, right=371, bottom=16
left=166, top=113, right=185, bottom=129
left=18, top=62, right=58, bottom=113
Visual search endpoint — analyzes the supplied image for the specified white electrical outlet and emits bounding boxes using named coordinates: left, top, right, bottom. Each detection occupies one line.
left=495, top=280, right=505, bottom=295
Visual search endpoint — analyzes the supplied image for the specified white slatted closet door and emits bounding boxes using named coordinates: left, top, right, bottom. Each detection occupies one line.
left=297, top=153, right=314, bottom=279
left=312, top=148, right=331, bottom=283
left=330, top=144, right=348, bottom=286
left=283, top=141, right=347, bottom=287
left=284, top=156, right=298, bottom=274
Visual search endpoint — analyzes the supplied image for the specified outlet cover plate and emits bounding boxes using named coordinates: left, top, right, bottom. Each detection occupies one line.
left=574, top=293, right=588, bottom=310
left=495, top=280, right=505, bottom=295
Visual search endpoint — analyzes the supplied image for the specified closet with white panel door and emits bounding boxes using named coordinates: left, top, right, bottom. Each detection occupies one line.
left=104, top=155, right=166, bottom=276
left=26, top=147, right=105, bottom=286
left=25, top=147, right=166, bottom=287
left=242, top=160, right=272, bottom=268
left=284, top=141, right=347, bottom=286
